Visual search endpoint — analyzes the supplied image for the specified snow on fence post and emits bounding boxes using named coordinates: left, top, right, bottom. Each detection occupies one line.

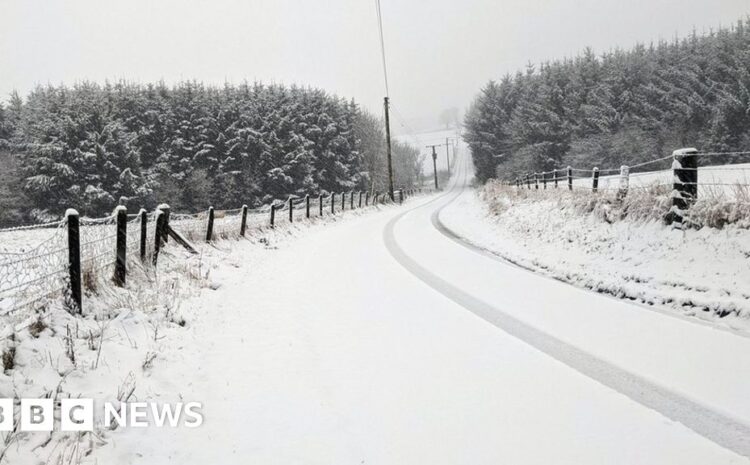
left=567, top=167, right=573, bottom=190
left=553, top=169, right=558, bottom=188
left=240, top=204, right=248, bottom=236
left=288, top=197, right=293, bottom=223
left=206, top=206, right=215, bottom=242
left=617, top=166, right=630, bottom=202
left=358, top=191, right=363, bottom=208
left=269, top=204, right=276, bottom=228
left=592, top=167, right=600, bottom=193
left=113, top=206, right=127, bottom=287
left=66, top=209, right=82, bottom=314
left=153, top=208, right=167, bottom=265
left=139, top=208, right=148, bottom=263
left=666, top=147, right=699, bottom=227
left=318, top=194, right=323, bottom=216
left=305, top=195, right=310, bottom=219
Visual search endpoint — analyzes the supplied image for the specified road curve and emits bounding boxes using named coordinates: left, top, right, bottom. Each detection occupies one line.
left=383, top=155, right=750, bottom=458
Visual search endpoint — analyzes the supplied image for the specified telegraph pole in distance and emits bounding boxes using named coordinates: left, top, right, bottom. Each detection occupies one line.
left=384, top=97, right=394, bottom=200
left=444, top=137, right=455, bottom=178
left=427, top=144, right=441, bottom=190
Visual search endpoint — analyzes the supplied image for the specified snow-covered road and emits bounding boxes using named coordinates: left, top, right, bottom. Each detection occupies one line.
left=100, top=156, right=750, bottom=464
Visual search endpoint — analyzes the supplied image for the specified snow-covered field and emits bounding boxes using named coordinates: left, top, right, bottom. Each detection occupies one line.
left=441, top=174, right=750, bottom=332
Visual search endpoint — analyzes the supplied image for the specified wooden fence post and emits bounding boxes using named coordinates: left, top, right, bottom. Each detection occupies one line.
left=365, top=191, right=370, bottom=206
left=270, top=204, right=276, bottom=228
left=288, top=197, right=293, bottom=223
left=139, top=208, right=148, bottom=262
left=526, top=174, right=531, bottom=189
left=592, top=167, right=599, bottom=193
left=399, top=190, right=403, bottom=204
left=667, top=147, right=699, bottom=226
left=567, top=167, right=573, bottom=190
left=350, top=191, right=354, bottom=209
left=240, top=204, right=248, bottom=236
left=305, top=195, right=310, bottom=219
left=153, top=208, right=167, bottom=266
left=553, top=170, right=558, bottom=188
left=534, top=173, right=539, bottom=189
left=113, top=206, right=127, bottom=287
left=341, top=192, right=346, bottom=211
left=358, top=191, right=363, bottom=208
left=331, top=193, right=335, bottom=214
left=66, top=209, right=82, bottom=314
left=617, top=166, right=630, bottom=202
left=158, top=204, right=170, bottom=243
left=318, top=194, right=323, bottom=216
left=206, top=207, right=214, bottom=241
left=542, top=172, right=547, bottom=189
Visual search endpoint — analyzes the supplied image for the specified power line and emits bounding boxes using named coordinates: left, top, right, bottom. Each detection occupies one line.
left=375, top=0, right=394, bottom=199
left=389, top=102, right=423, bottom=148
left=375, top=0, right=390, bottom=97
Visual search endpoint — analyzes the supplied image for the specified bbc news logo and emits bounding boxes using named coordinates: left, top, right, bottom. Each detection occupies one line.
left=0, top=399, right=203, bottom=431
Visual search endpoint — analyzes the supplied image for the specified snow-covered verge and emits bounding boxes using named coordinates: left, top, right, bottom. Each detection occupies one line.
left=439, top=182, right=750, bottom=333
left=0, top=200, right=416, bottom=465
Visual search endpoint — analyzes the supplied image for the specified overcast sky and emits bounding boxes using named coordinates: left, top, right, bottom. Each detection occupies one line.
left=1, top=0, right=748, bottom=134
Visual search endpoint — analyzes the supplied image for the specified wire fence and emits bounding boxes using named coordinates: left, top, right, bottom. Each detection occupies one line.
left=0, top=221, right=68, bottom=317
left=511, top=148, right=750, bottom=227
left=0, top=187, right=431, bottom=323
left=514, top=150, right=750, bottom=196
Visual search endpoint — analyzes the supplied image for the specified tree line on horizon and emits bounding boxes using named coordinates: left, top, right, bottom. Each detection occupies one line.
left=464, top=18, right=750, bottom=183
left=0, top=81, right=422, bottom=226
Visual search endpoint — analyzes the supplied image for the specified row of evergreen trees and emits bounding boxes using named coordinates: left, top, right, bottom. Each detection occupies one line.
left=0, top=81, right=421, bottom=222
left=464, top=18, right=750, bottom=183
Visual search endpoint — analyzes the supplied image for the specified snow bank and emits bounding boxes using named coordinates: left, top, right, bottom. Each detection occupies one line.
left=439, top=183, right=750, bottom=332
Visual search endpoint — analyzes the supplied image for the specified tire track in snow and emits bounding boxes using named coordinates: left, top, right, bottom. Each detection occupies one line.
left=432, top=161, right=750, bottom=340
left=383, top=156, right=750, bottom=459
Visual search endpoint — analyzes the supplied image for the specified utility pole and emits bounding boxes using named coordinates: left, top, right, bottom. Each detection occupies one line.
left=444, top=137, right=455, bottom=178
left=427, top=144, right=440, bottom=190
left=384, top=97, right=394, bottom=200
